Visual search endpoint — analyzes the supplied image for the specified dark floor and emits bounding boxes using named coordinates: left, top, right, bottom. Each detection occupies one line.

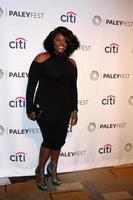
left=0, top=164, right=133, bottom=200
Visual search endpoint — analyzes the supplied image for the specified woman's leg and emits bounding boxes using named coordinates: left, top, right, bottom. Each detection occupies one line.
left=50, top=149, right=61, bottom=165
left=38, top=145, right=51, bottom=167
left=35, top=145, right=50, bottom=190
left=47, top=149, right=62, bottom=185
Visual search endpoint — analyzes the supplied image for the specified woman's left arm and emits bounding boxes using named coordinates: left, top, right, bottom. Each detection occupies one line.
left=69, top=58, right=78, bottom=126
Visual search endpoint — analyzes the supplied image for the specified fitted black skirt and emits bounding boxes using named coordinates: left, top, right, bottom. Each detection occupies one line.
left=36, top=103, right=71, bottom=150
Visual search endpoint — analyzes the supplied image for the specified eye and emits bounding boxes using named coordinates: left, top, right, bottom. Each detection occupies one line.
left=55, top=38, right=60, bottom=42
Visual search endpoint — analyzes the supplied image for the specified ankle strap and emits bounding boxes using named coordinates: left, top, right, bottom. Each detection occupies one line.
left=52, top=164, right=57, bottom=172
left=48, top=162, right=57, bottom=172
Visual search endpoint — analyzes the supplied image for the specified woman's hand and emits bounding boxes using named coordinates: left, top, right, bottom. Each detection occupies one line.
left=70, top=111, right=78, bottom=127
left=28, top=112, right=36, bottom=120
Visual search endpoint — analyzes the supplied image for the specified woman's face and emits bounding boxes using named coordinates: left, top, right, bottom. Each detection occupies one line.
left=53, top=33, right=67, bottom=54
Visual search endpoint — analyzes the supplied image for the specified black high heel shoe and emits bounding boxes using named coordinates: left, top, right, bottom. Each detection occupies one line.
left=35, top=166, right=47, bottom=190
left=47, top=162, right=62, bottom=186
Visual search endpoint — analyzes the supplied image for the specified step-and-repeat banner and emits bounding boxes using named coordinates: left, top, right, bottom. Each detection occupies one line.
left=0, top=0, right=133, bottom=177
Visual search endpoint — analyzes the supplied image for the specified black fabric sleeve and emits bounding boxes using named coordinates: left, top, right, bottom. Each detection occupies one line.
left=71, top=66, right=78, bottom=112
left=26, top=61, right=41, bottom=114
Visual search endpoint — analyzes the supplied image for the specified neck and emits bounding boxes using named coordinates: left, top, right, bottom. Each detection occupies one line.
left=54, top=50, right=65, bottom=56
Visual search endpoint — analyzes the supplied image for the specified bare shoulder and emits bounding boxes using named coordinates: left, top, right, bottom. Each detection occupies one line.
left=34, top=52, right=50, bottom=63
left=68, top=58, right=77, bottom=67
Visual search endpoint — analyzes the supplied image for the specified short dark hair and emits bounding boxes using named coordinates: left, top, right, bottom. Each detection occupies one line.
left=43, top=26, right=80, bottom=57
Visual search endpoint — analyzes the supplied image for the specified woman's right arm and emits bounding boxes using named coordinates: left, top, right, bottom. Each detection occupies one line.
left=26, top=60, right=41, bottom=118
left=26, top=52, right=50, bottom=120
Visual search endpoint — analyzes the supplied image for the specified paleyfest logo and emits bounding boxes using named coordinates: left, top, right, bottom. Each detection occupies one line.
left=0, top=7, right=3, bottom=17
left=79, top=45, right=91, bottom=52
left=125, top=143, right=132, bottom=152
left=92, top=15, right=133, bottom=27
left=0, top=7, right=45, bottom=19
left=90, top=70, right=131, bottom=81
left=90, top=71, right=99, bottom=81
left=92, top=15, right=102, bottom=26
left=87, top=122, right=96, bottom=132
left=0, top=125, right=71, bottom=135
left=0, top=126, right=4, bottom=136
left=0, top=69, right=28, bottom=79
left=128, top=96, right=133, bottom=105
left=87, top=122, right=126, bottom=132
left=0, top=69, right=4, bottom=79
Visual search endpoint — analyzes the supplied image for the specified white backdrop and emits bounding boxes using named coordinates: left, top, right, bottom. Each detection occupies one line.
left=0, top=0, right=133, bottom=177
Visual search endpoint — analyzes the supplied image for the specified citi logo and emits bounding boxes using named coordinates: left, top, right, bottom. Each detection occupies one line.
left=9, top=96, right=26, bottom=108
left=102, top=95, right=116, bottom=105
left=9, top=37, right=27, bottom=49
left=105, top=43, right=119, bottom=53
left=10, top=152, right=26, bottom=162
left=61, top=11, right=76, bottom=23
left=99, top=144, right=112, bottom=154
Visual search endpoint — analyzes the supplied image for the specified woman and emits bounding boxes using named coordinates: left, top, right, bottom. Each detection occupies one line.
left=26, top=26, right=80, bottom=190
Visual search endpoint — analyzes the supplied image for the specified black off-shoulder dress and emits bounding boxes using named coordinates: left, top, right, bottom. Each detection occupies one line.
left=26, top=53, right=78, bottom=150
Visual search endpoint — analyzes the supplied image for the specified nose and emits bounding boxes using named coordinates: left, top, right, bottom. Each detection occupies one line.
left=59, top=40, right=65, bottom=46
